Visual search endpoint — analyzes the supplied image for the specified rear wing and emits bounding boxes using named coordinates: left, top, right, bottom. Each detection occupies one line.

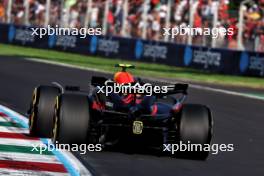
left=91, top=76, right=108, bottom=86
left=164, top=83, right=188, bottom=95
left=91, top=76, right=188, bottom=96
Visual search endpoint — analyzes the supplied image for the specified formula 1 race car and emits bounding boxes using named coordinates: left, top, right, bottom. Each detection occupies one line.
left=28, top=64, right=213, bottom=159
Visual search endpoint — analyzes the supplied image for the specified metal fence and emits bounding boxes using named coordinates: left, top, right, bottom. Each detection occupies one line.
left=0, top=0, right=263, bottom=52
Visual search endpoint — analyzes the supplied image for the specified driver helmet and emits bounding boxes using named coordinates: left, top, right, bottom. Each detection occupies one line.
left=114, top=71, right=134, bottom=84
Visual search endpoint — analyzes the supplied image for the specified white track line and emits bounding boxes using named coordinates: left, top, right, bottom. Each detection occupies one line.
left=190, top=84, right=264, bottom=101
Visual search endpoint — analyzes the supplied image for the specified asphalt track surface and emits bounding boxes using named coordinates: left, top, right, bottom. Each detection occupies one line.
left=0, top=56, right=263, bottom=176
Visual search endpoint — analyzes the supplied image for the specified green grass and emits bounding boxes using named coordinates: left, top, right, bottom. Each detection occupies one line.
left=0, top=43, right=263, bottom=89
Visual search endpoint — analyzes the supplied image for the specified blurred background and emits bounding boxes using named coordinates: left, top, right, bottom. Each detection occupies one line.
left=0, top=0, right=264, bottom=52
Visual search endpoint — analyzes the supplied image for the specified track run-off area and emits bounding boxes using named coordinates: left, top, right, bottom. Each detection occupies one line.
left=0, top=56, right=263, bottom=176
left=0, top=104, right=91, bottom=176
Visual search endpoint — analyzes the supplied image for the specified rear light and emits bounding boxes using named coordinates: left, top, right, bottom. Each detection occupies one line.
left=172, top=103, right=182, bottom=113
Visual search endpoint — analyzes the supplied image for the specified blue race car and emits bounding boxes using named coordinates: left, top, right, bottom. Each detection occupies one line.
left=28, top=64, right=213, bottom=159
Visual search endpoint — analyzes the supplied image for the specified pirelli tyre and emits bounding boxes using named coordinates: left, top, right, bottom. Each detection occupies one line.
left=29, top=86, right=61, bottom=137
left=178, top=104, right=213, bottom=160
left=52, top=93, right=90, bottom=144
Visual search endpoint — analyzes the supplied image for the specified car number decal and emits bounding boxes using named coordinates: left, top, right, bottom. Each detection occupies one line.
left=133, top=121, right=143, bottom=134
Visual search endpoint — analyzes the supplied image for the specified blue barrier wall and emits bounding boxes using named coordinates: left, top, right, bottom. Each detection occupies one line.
left=0, top=23, right=263, bottom=77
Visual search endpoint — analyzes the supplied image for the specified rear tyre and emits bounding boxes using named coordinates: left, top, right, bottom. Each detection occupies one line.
left=52, top=93, right=90, bottom=144
left=29, top=86, right=61, bottom=137
left=178, top=104, right=213, bottom=160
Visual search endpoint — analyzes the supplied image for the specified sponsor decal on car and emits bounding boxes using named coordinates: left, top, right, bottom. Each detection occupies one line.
left=132, top=121, right=143, bottom=134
